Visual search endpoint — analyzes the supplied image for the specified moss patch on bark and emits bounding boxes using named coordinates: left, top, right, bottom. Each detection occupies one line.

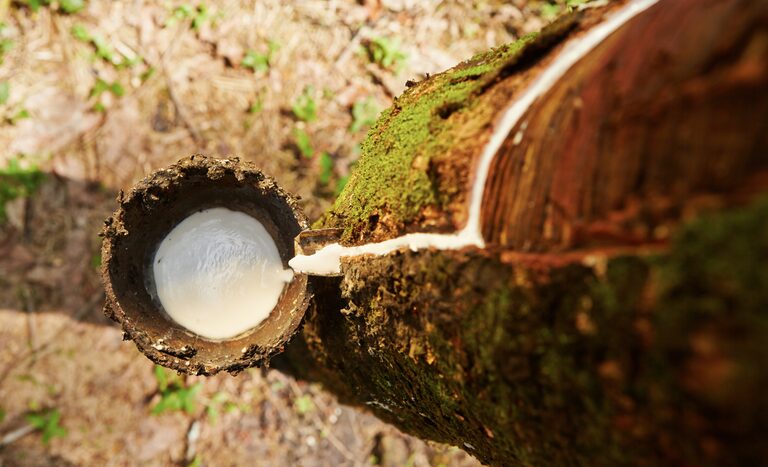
left=319, top=14, right=581, bottom=243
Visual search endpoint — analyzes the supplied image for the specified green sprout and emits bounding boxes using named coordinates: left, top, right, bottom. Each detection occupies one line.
left=242, top=40, right=278, bottom=73
left=17, top=0, right=84, bottom=13
left=541, top=0, right=589, bottom=20
left=349, top=97, right=380, bottom=133
left=71, top=24, right=119, bottom=64
left=291, top=86, right=316, bottom=122
left=8, top=108, right=30, bottom=124
left=25, top=408, right=67, bottom=444
left=140, top=67, right=157, bottom=83
left=59, top=0, right=85, bottom=14
left=293, top=128, right=313, bottom=159
left=363, top=36, right=408, bottom=73
left=0, top=38, right=14, bottom=65
left=248, top=99, right=263, bottom=114
left=0, top=156, right=45, bottom=223
left=242, top=51, right=269, bottom=73
left=0, top=81, right=9, bottom=105
left=318, top=152, right=334, bottom=186
left=165, top=3, right=210, bottom=31
left=89, top=78, right=125, bottom=111
left=293, top=395, right=315, bottom=415
left=152, top=365, right=201, bottom=415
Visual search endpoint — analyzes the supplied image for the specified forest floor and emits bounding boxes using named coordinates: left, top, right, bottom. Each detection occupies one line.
left=0, top=1, right=555, bottom=465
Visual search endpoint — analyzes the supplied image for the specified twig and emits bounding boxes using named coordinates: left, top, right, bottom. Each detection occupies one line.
left=0, top=424, right=35, bottom=447
left=184, top=419, right=201, bottom=463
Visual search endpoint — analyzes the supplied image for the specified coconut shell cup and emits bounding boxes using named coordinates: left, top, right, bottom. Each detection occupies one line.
left=101, top=155, right=310, bottom=375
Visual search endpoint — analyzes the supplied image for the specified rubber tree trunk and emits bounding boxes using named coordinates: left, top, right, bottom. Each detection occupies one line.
left=274, top=0, right=768, bottom=465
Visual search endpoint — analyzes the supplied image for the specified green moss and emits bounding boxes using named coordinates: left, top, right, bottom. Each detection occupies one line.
left=320, top=34, right=541, bottom=239
left=320, top=12, right=582, bottom=241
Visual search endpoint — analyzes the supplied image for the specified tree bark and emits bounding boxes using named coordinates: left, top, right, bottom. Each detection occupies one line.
left=274, top=0, right=768, bottom=465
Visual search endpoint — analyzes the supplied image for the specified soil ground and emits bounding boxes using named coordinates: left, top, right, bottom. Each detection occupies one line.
left=0, top=1, right=552, bottom=465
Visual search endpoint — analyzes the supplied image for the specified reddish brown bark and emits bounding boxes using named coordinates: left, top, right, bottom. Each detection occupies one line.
left=481, top=0, right=768, bottom=251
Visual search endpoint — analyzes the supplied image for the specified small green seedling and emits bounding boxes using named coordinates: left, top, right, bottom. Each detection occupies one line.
left=293, top=395, right=315, bottom=415
left=363, top=36, right=408, bottom=73
left=291, top=86, right=316, bottom=122
left=0, top=38, right=14, bottom=65
left=242, top=40, right=278, bottom=73
left=349, top=97, right=380, bottom=133
left=0, top=22, right=12, bottom=62
left=90, top=78, right=125, bottom=111
left=152, top=365, right=201, bottom=415
left=165, top=3, right=210, bottom=31
left=293, top=128, right=313, bottom=159
left=204, top=391, right=242, bottom=422
left=242, top=50, right=269, bottom=73
left=8, top=108, right=30, bottom=124
left=71, top=24, right=119, bottom=64
left=248, top=99, right=263, bottom=114
left=0, top=156, right=45, bottom=223
left=18, top=0, right=82, bottom=13
left=318, top=152, right=334, bottom=186
left=59, top=0, right=85, bottom=14
left=541, top=0, right=588, bottom=20
left=0, top=81, right=9, bottom=105
left=25, top=408, right=67, bottom=444
left=140, top=67, right=157, bottom=83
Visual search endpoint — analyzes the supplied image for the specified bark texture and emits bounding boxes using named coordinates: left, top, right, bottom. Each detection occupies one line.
left=276, top=0, right=768, bottom=465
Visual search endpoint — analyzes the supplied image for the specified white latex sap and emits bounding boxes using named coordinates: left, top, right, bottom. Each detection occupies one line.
left=153, top=207, right=293, bottom=340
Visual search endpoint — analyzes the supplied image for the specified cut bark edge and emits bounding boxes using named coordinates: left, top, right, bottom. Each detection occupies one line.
left=100, top=155, right=310, bottom=375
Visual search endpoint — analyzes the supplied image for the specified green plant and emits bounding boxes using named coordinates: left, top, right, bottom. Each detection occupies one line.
left=541, top=0, right=588, bottom=20
left=60, top=0, right=85, bottom=14
left=89, top=78, right=124, bottom=111
left=318, top=152, right=334, bottom=186
left=242, top=41, right=278, bottom=73
left=0, top=156, right=45, bottom=222
left=165, top=3, right=210, bottom=31
left=293, top=128, right=313, bottom=158
left=242, top=50, right=269, bottom=73
left=0, top=38, right=14, bottom=65
left=25, top=408, right=67, bottom=444
left=17, top=0, right=85, bottom=14
left=152, top=366, right=201, bottom=415
left=140, top=67, right=156, bottom=83
left=0, top=81, right=9, bottom=105
left=248, top=98, right=263, bottom=114
left=291, top=86, right=316, bottom=122
left=363, top=36, right=407, bottom=73
left=71, top=24, right=119, bottom=64
left=349, top=97, right=380, bottom=133
left=0, top=407, right=6, bottom=423
left=293, top=395, right=315, bottom=415
left=8, top=108, right=30, bottom=124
